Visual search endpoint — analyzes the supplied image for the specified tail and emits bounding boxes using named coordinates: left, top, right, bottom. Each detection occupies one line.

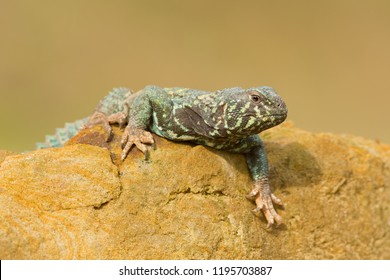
left=36, top=117, right=89, bottom=149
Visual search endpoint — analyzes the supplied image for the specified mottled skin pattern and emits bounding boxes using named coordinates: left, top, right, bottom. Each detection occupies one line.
left=38, top=85, right=288, bottom=227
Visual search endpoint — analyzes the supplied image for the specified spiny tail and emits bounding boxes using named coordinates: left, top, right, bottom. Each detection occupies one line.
left=36, top=87, right=132, bottom=149
left=36, top=117, right=89, bottom=149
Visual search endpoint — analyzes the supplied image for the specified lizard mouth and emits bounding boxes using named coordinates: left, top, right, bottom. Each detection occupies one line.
left=245, top=112, right=287, bottom=119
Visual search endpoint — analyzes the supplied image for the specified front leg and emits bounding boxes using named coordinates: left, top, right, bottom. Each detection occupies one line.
left=245, top=137, right=283, bottom=227
left=120, top=88, right=155, bottom=161
left=228, top=135, right=283, bottom=227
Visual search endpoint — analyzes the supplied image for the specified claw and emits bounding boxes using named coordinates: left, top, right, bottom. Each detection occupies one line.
left=271, top=193, right=283, bottom=206
left=248, top=179, right=283, bottom=227
left=121, top=140, right=134, bottom=161
left=120, top=125, right=154, bottom=161
left=121, top=130, right=129, bottom=149
left=134, top=140, right=148, bottom=154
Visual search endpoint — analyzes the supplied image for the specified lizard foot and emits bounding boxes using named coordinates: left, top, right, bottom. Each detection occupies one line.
left=121, top=125, right=154, bottom=161
left=247, top=179, right=283, bottom=227
left=86, top=111, right=128, bottom=141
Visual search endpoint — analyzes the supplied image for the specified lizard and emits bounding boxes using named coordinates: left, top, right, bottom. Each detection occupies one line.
left=37, top=85, right=288, bottom=227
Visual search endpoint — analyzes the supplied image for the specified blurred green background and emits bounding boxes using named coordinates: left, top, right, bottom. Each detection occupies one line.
left=1, top=0, right=389, bottom=152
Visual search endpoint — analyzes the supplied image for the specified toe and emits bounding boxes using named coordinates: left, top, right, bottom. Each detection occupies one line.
left=140, top=132, right=154, bottom=144
left=121, top=132, right=129, bottom=148
left=271, top=193, right=283, bottom=206
left=273, top=213, right=283, bottom=225
left=134, top=140, right=148, bottom=154
left=121, top=141, right=134, bottom=161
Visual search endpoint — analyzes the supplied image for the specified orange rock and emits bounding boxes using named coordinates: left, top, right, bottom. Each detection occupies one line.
left=0, top=122, right=389, bottom=259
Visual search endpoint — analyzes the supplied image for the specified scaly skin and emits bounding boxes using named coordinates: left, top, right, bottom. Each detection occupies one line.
left=37, top=85, right=288, bottom=227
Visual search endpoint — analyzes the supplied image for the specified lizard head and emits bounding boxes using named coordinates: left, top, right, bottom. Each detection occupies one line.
left=223, top=86, right=288, bottom=135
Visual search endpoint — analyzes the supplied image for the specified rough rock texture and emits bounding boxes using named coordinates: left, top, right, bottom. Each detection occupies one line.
left=0, top=122, right=389, bottom=259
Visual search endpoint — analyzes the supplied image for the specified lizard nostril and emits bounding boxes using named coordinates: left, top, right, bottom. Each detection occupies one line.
left=279, top=100, right=287, bottom=108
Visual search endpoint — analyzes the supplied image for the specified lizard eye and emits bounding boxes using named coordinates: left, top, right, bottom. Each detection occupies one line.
left=250, top=94, right=261, bottom=104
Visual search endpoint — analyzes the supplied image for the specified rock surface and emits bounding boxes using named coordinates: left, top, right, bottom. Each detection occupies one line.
left=0, top=122, right=389, bottom=259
